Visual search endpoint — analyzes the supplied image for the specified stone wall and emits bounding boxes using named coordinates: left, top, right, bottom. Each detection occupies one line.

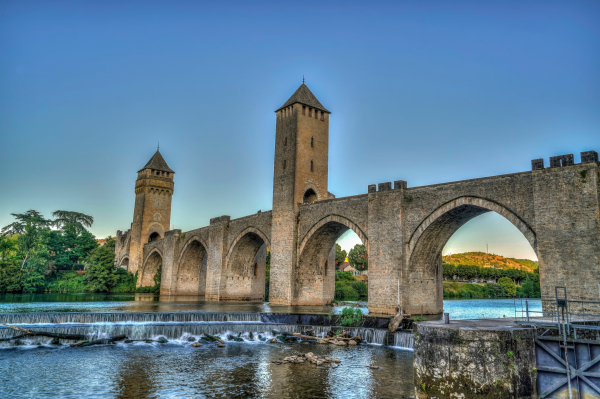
left=532, top=161, right=600, bottom=302
left=414, top=320, right=537, bottom=398
left=269, top=105, right=299, bottom=305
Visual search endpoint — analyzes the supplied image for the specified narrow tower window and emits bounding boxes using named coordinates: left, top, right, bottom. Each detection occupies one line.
left=284, top=137, right=287, bottom=146
left=311, top=160, right=314, bottom=172
left=309, top=108, right=312, bottom=117
left=254, top=263, right=258, bottom=276
left=283, top=160, right=286, bottom=170
left=302, top=106, right=306, bottom=115
left=311, top=136, right=314, bottom=148
left=321, top=112, right=324, bottom=121
left=315, top=110, right=318, bottom=119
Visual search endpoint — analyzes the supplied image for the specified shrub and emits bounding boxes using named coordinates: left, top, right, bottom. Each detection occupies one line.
left=335, top=285, right=359, bottom=300
left=136, top=266, right=161, bottom=293
left=498, top=277, right=516, bottom=297
left=352, top=281, right=368, bottom=297
left=339, top=307, right=363, bottom=327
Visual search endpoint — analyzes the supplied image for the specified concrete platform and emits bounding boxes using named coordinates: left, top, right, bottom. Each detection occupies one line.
left=419, top=317, right=530, bottom=331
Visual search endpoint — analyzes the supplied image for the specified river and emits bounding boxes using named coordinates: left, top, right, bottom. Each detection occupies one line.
left=0, top=294, right=541, bottom=398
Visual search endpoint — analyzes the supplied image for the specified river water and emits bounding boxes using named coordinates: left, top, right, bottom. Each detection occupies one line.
left=0, top=294, right=540, bottom=398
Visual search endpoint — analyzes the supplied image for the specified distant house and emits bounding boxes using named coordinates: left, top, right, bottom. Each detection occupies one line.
left=340, top=263, right=359, bottom=275
left=97, top=239, right=107, bottom=247
left=483, top=264, right=502, bottom=270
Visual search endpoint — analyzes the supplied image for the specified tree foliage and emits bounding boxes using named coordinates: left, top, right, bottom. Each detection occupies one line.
left=0, top=209, right=136, bottom=294
left=334, top=271, right=368, bottom=300
left=498, top=277, right=517, bottom=297
left=335, top=244, right=347, bottom=270
left=52, top=210, right=94, bottom=234
left=442, top=262, right=538, bottom=284
left=348, top=244, right=368, bottom=271
left=85, top=237, right=118, bottom=292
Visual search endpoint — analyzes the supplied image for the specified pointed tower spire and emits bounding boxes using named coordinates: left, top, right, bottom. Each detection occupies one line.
left=138, top=149, right=174, bottom=173
left=275, top=83, right=330, bottom=113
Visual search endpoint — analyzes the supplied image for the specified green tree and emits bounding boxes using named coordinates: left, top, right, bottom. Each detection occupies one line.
left=335, top=244, right=347, bottom=270
left=498, top=277, right=517, bottom=297
left=0, top=235, right=18, bottom=262
left=85, top=237, right=118, bottom=292
left=52, top=210, right=94, bottom=234
left=348, top=244, right=368, bottom=271
left=443, top=263, right=457, bottom=279
left=0, top=235, right=22, bottom=293
left=21, top=242, right=49, bottom=293
left=47, top=226, right=98, bottom=270
left=352, top=281, right=368, bottom=297
left=1, top=210, right=51, bottom=236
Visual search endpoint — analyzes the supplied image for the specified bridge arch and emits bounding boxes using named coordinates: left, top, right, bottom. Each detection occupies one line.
left=294, top=215, right=368, bottom=305
left=405, top=196, right=537, bottom=314
left=222, top=227, right=270, bottom=301
left=140, top=248, right=163, bottom=288
left=176, top=236, right=209, bottom=295
left=118, top=256, right=129, bottom=270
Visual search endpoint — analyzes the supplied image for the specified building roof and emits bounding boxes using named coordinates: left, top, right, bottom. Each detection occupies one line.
left=276, top=83, right=330, bottom=113
left=138, top=150, right=175, bottom=173
left=340, top=263, right=357, bottom=273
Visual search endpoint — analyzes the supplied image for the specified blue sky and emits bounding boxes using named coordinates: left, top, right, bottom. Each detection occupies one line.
left=1, top=1, right=599, bottom=260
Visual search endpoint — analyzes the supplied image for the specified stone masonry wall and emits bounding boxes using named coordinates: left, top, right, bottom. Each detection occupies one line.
left=269, top=105, right=299, bottom=305
left=294, top=104, right=329, bottom=204
left=414, top=320, right=537, bottom=398
left=533, top=162, right=600, bottom=303
left=367, top=185, right=404, bottom=315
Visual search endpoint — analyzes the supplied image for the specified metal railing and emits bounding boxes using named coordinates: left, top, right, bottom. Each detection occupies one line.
left=514, top=287, right=600, bottom=336
left=515, top=287, right=600, bottom=399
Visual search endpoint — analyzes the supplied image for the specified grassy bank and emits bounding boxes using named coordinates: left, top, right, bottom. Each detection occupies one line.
left=334, top=272, right=367, bottom=300
left=443, top=280, right=540, bottom=299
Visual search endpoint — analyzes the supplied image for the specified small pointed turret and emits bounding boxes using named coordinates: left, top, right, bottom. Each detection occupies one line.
left=275, top=83, right=330, bottom=114
left=138, top=150, right=175, bottom=173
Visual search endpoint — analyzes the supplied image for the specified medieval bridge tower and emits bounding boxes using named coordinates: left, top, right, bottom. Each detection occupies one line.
left=116, top=149, right=175, bottom=283
left=269, top=84, right=335, bottom=305
left=116, top=82, right=600, bottom=315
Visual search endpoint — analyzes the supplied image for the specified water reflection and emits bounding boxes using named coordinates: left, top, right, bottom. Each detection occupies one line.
left=0, top=293, right=365, bottom=315
left=0, top=343, right=413, bottom=398
left=116, top=355, right=157, bottom=399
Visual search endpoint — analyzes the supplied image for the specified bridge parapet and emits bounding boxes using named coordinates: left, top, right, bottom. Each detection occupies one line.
left=532, top=150, right=598, bottom=170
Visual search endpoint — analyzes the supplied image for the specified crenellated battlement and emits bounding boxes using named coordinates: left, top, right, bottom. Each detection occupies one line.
left=368, top=180, right=407, bottom=193
left=532, top=150, right=598, bottom=170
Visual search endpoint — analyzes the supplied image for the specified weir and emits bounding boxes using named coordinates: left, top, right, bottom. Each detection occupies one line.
left=0, top=311, right=415, bottom=350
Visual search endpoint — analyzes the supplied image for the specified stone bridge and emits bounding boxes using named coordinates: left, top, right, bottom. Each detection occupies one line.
left=115, top=83, right=600, bottom=315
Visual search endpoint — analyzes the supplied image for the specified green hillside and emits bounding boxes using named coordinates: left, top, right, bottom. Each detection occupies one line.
left=443, top=252, right=538, bottom=273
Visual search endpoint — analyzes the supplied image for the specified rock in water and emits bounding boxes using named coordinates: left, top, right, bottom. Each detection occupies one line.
left=191, top=342, right=202, bottom=347
left=187, top=336, right=196, bottom=342
left=124, top=339, right=133, bottom=344
left=50, top=338, right=61, bottom=345
left=248, top=332, right=254, bottom=339
left=157, top=337, right=168, bottom=344
left=269, top=338, right=277, bottom=343
left=333, top=359, right=341, bottom=363
left=217, top=343, right=225, bottom=348
left=348, top=340, right=357, bottom=345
